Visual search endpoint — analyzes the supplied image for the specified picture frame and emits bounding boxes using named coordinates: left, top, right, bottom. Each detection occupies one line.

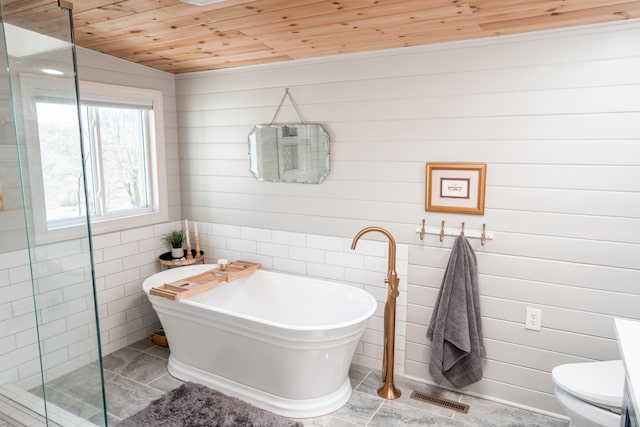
left=425, top=163, right=487, bottom=215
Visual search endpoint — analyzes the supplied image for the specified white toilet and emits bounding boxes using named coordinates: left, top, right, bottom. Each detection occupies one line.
left=552, top=360, right=624, bottom=427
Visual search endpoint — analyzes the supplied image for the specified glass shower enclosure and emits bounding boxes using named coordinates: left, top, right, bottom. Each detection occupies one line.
left=0, top=1, right=107, bottom=425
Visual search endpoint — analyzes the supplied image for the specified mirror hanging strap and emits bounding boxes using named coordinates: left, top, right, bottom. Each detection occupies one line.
left=270, top=88, right=306, bottom=125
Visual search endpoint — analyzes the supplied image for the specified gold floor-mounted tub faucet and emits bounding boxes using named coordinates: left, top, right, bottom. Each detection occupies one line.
left=351, top=226, right=401, bottom=400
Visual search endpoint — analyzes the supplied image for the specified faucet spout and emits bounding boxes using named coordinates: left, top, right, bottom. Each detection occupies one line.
left=351, top=227, right=399, bottom=297
left=351, top=226, right=401, bottom=400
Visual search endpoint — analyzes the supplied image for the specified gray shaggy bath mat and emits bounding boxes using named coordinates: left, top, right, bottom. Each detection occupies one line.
left=117, top=382, right=303, bottom=427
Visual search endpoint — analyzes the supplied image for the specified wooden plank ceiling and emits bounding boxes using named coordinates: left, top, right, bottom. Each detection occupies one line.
left=7, top=0, right=640, bottom=73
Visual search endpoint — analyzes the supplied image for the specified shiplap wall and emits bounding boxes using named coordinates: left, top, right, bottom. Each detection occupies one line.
left=176, top=20, right=640, bottom=416
left=0, top=48, right=180, bottom=254
left=76, top=47, right=182, bottom=222
left=0, top=39, right=26, bottom=253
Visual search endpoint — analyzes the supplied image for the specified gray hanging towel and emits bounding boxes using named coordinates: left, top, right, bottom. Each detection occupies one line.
left=426, top=234, right=485, bottom=388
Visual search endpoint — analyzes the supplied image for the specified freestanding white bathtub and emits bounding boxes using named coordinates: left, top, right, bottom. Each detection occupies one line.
left=142, top=264, right=377, bottom=418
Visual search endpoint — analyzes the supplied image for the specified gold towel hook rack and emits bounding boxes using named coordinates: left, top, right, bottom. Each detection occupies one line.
left=415, top=220, right=493, bottom=243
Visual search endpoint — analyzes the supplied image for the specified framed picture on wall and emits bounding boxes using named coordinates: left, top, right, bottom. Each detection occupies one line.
left=425, top=163, right=487, bottom=215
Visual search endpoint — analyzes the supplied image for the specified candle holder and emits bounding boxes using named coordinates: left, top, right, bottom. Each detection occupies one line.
left=186, top=242, right=193, bottom=260
left=195, top=235, right=201, bottom=257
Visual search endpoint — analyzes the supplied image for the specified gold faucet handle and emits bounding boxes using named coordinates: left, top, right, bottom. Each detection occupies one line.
left=385, top=276, right=400, bottom=298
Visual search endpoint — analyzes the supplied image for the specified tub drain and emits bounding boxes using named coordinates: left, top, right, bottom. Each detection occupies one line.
left=410, top=390, right=470, bottom=413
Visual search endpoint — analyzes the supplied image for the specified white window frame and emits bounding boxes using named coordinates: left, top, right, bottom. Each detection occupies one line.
left=20, top=75, right=168, bottom=243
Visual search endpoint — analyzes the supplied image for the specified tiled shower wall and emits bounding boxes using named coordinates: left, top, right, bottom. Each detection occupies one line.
left=91, top=222, right=179, bottom=355
left=0, top=249, right=38, bottom=388
left=0, top=243, right=101, bottom=390
left=0, top=223, right=175, bottom=389
left=0, top=220, right=408, bottom=387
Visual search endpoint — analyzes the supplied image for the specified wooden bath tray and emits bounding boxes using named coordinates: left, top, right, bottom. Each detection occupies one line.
left=150, top=260, right=261, bottom=300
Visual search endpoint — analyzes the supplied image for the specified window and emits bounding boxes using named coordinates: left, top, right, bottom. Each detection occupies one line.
left=36, top=99, right=152, bottom=226
left=21, top=77, right=167, bottom=239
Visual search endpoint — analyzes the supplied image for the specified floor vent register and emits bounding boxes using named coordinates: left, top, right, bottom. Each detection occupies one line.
left=410, top=390, right=470, bottom=414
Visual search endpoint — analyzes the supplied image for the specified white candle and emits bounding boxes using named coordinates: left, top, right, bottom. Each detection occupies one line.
left=194, top=222, right=198, bottom=237
left=185, top=219, right=190, bottom=245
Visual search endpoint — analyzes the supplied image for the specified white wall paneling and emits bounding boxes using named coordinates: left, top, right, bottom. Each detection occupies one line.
left=76, top=47, right=181, bottom=222
left=2, top=17, right=639, bottom=419
left=176, top=19, right=640, bottom=417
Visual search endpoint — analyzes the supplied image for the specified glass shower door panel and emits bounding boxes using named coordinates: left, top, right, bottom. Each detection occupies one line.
left=0, top=1, right=107, bottom=425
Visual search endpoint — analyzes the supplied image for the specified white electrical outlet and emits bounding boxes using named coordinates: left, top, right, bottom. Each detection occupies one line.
left=525, top=307, right=542, bottom=331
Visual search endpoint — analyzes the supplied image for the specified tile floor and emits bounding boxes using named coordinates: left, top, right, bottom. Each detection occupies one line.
left=3, top=339, right=569, bottom=426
